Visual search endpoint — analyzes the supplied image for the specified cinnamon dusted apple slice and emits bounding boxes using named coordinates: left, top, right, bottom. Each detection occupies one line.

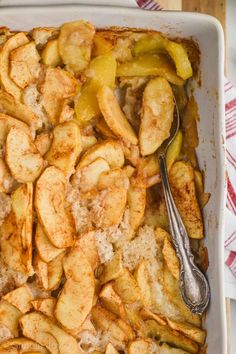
left=10, top=41, right=40, bottom=89
left=0, top=338, right=48, bottom=354
left=58, top=20, right=95, bottom=73
left=35, top=166, right=76, bottom=248
left=0, top=32, right=29, bottom=99
left=77, top=140, right=124, bottom=169
left=31, top=297, right=56, bottom=319
left=73, top=157, right=110, bottom=193
left=55, top=247, right=95, bottom=332
left=41, top=39, right=62, bottom=67
left=39, top=67, right=77, bottom=124
left=92, top=186, right=127, bottom=229
left=3, top=285, right=33, bottom=313
left=5, top=127, right=43, bottom=183
left=0, top=300, right=22, bottom=338
left=20, top=312, right=82, bottom=354
left=0, top=90, right=38, bottom=127
left=34, top=252, right=65, bottom=291
left=0, top=183, right=34, bottom=276
left=127, top=185, right=146, bottom=239
left=97, top=86, right=138, bottom=145
left=77, top=231, right=100, bottom=270
left=45, top=121, right=81, bottom=176
left=97, top=168, right=129, bottom=190
left=139, top=77, right=174, bottom=156
left=35, top=223, right=64, bottom=263
left=0, top=113, right=31, bottom=148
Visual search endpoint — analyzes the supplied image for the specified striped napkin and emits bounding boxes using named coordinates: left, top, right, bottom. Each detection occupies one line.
left=137, top=0, right=236, bottom=286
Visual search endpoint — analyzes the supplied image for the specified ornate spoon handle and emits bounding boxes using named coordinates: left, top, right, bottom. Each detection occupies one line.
left=159, top=153, right=210, bottom=314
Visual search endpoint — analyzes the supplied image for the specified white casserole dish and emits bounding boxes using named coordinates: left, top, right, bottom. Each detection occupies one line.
left=0, top=5, right=226, bottom=353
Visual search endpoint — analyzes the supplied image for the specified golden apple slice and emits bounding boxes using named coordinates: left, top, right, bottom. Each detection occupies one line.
left=165, top=40, right=193, bottom=80
left=0, top=158, right=14, bottom=193
left=58, top=20, right=95, bottom=73
left=10, top=41, right=40, bottom=89
left=45, top=121, right=81, bottom=176
left=31, top=27, right=58, bottom=47
left=41, top=39, right=62, bottom=67
left=3, top=285, right=33, bottom=313
left=99, top=283, right=127, bottom=320
left=39, top=67, right=77, bottom=124
left=92, top=186, right=127, bottom=228
left=77, top=140, right=124, bottom=169
left=55, top=247, right=95, bottom=331
left=0, top=113, right=31, bottom=148
left=0, top=300, right=22, bottom=337
left=105, top=343, right=119, bottom=354
left=144, top=320, right=198, bottom=354
left=31, top=297, right=56, bottom=319
left=74, top=53, right=116, bottom=124
left=113, top=269, right=141, bottom=304
left=100, top=252, right=123, bottom=285
left=116, top=54, right=184, bottom=86
left=0, top=183, right=33, bottom=275
left=35, top=166, right=76, bottom=248
left=134, top=261, right=152, bottom=308
left=139, top=308, right=166, bottom=326
left=5, top=127, right=43, bottom=183
left=127, top=185, right=146, bottom=239
left=73, top=157, right=110, bottom=192
left=77, top=231, right=100, bottom=270
left=97, top=86, right=138, bottom=145
left=0, top=90, right=38, bottom=127
left=133, top=154, right=160, bottom=188
left=0, top=33, right=29, bottom=99
left=162, top=235, right=180, bottom=280
left=58, top=102, right=75, bottom=124
left=97, top=168, right=129, bottom=190
left=96, top=117, right=116, bottom=139
left=166, top=129, right=183, bottom=171
left=93, top=33, right=113, bottom=56
left=34, top=252, right=65, bottom=291
left=35, top=223, right=64, bottom=263
left=91, top=305, right=133, bottom=344
left=81, top=134, right=97, bottom=153
left=166, top=319, right=206, bottom=345
left=20, top=312, right=82, bottom=354
left=0, top=338, right=48, bottom=354
left=139, top=77, right=174, bottom=156
left=169, top=161, right=203, bottom=239
left=128, top=339, right=150, bottom=354
left=35, top=132, right=52, bottom=156
left=46, top=253, right=65, bottom=291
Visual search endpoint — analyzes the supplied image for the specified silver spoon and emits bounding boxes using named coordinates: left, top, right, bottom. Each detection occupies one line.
left=158, top=97, right=210, bottom=314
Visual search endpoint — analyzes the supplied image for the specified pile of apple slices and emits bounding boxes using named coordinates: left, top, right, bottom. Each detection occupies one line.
left=0, top=20, right=208, bottom=354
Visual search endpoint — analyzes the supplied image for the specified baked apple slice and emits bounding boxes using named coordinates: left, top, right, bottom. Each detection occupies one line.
left=0, top=32, right=29, bottom=99
left=139, top=77, right=174, bottom=156
left=45, top=121, right=81, bottom=176
left=58, top=20, right=95, bottom=73
left=5, top=127, right=43, bottom=183
left=35, top=166, right=76, bottom=248
left=20, top=312, right=82, bottom=354
left=55, top=247, right=95, bottom=332
left=97, top=86, right=138, bottom=145
left=77, top=140, right=124, bottom=169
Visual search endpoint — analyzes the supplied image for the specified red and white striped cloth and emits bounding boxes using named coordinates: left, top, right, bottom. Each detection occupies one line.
left=136, top=0, right=236, bottom=280
left=224, top=78, right=236, bottom=277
